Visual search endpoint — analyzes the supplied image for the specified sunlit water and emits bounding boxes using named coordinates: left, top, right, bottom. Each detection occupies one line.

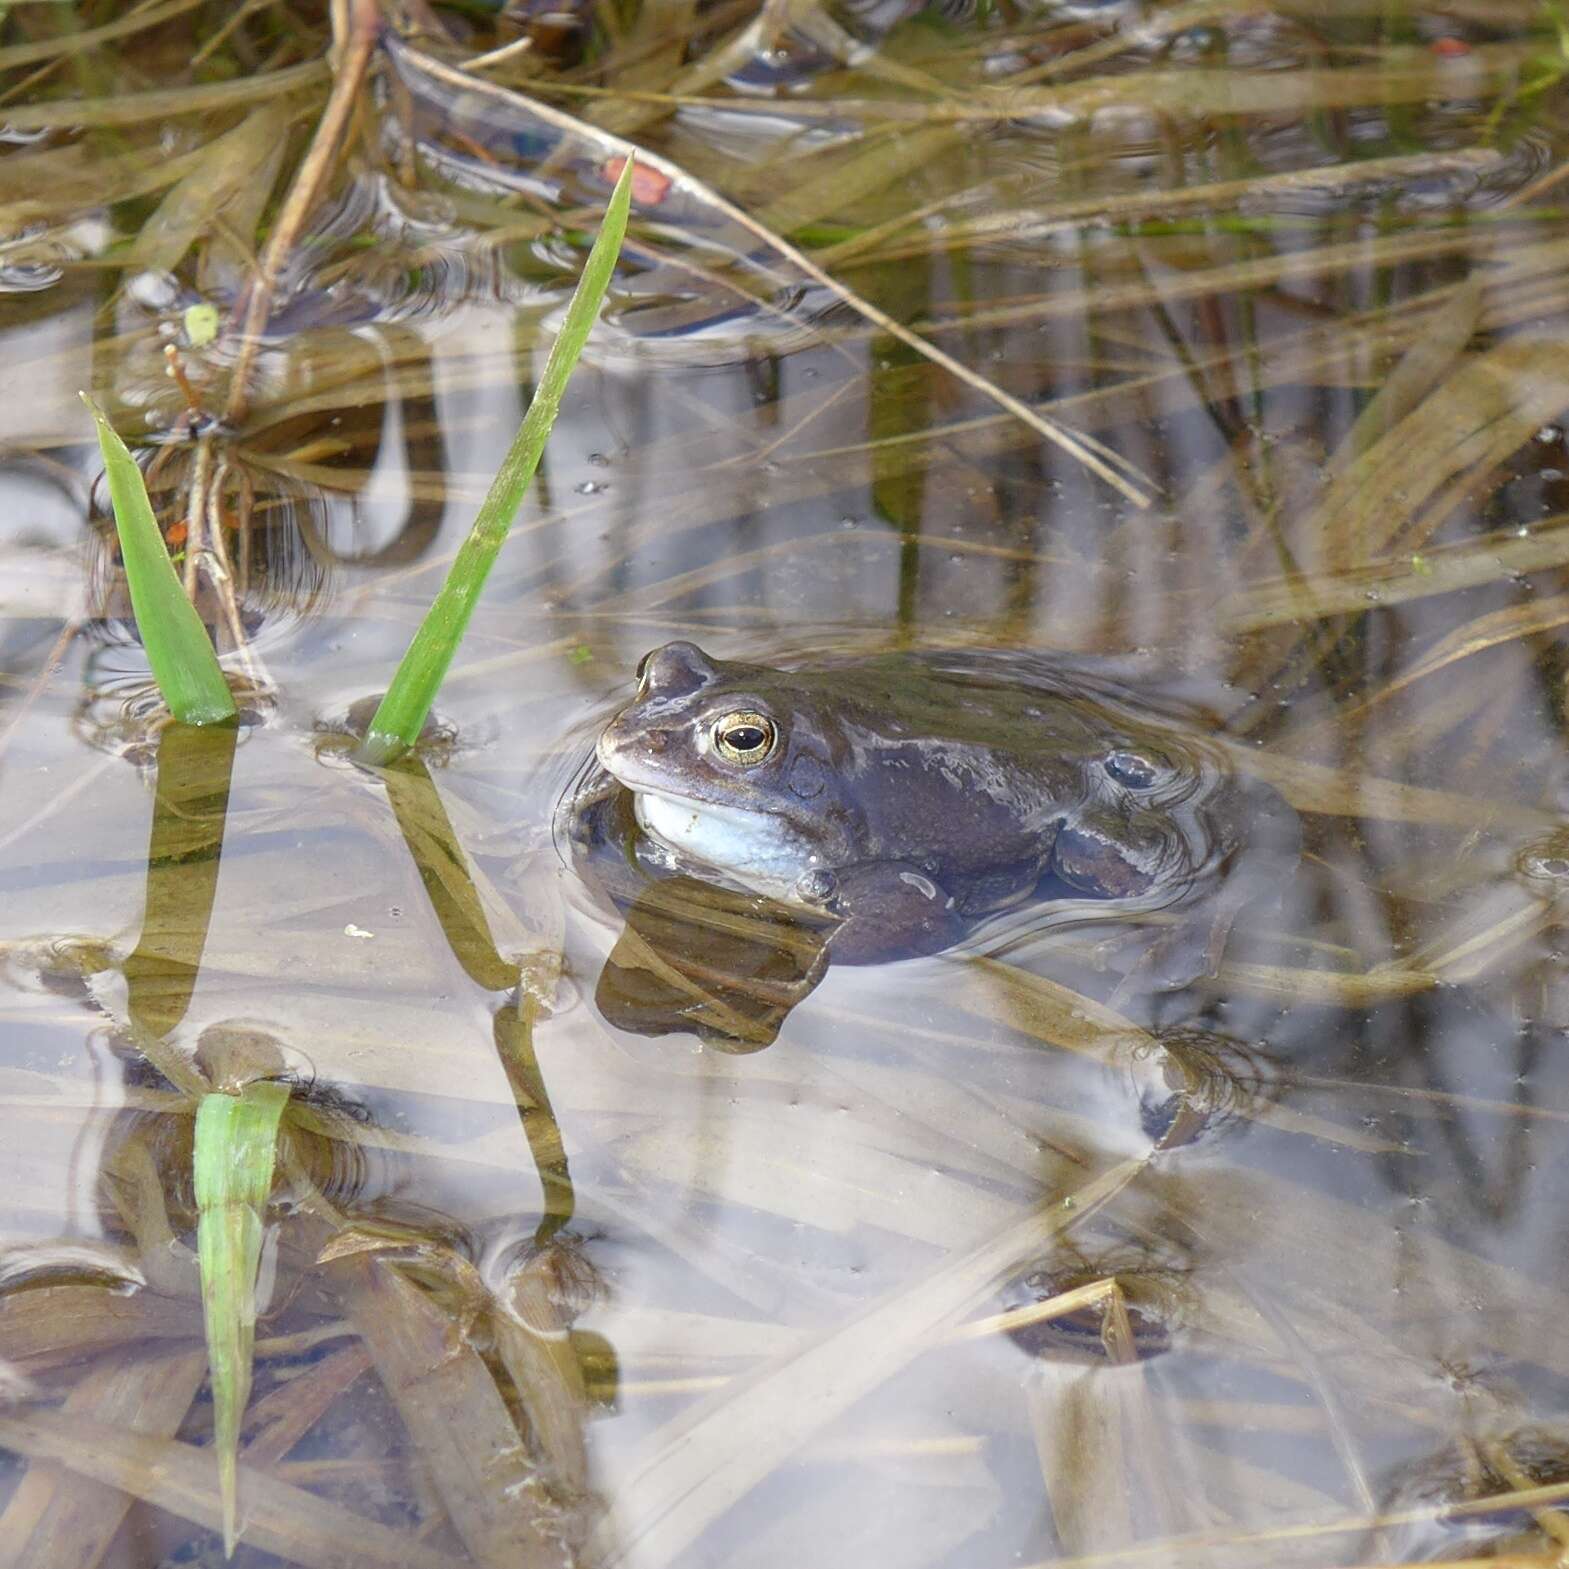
left=3, top=0, right=1569, bottom=1565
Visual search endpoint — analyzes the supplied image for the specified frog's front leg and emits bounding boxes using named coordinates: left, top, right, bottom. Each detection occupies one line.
left=794, top=863, right=964, bottom=965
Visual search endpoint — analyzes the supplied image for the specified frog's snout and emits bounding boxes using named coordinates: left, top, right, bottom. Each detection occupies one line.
left=598, top=717, right=678, bottom=782
left=594, top=724, right=625, bottom=772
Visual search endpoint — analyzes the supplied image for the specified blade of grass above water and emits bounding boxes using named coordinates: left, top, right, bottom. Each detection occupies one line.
left=82, top=397, right=237, bottom=726
left=359, top=156, right=635, bottom=765
left=194, top=1080, right=291, bottom=1558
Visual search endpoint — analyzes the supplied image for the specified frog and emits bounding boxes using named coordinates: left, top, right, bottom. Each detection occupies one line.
left=588, top=641, right=1299, bottom=971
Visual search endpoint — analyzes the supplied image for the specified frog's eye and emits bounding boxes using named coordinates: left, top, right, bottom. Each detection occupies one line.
left=634, top=651, right=653, bottom=688
left=713, top=710, right=777, bottom=765
left=1103, top=750, right=1161, bottom=789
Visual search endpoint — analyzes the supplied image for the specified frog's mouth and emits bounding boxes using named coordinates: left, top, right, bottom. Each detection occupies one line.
left=630, top=787, right=817, bottom=899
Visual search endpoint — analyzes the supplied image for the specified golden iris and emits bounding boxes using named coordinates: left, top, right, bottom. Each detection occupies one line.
left=713, top=710, right=776, bottom=764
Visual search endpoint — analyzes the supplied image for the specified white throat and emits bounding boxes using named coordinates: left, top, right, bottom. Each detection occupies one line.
left=632, top=789, right=818, bottom=898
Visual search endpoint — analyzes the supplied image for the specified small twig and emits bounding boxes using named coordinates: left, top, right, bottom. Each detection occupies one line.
left=233, top=462, right=255, bottom=602
left=203, top=458, right=269, bottom=689
left=174, top=432, right=268, bottom=692
left=224, top=0, right=381, bottom=426
left=190, top=0, right=273, bottom=67
left=181, top=431, right=213, bottom=598
left=0, top=51, right=70, bottom=111
left=462, top=33, right=535, bottom=73
left=162, top=344, right=203, bottom=420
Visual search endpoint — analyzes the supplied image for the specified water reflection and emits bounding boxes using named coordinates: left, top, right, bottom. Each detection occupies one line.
left=6, top=0, right=1569, bottom=1562
left=597, top=876, right=832, bottom=1048
left=0, top=712, right=606, bottom=1561
left=562, top=641, right=1303, bottom=1021
left=1378, top=1427, right=1569, bottom=1563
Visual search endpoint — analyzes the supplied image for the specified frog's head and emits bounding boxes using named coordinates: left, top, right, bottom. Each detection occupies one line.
left=595, top=642, right=858, bottom=896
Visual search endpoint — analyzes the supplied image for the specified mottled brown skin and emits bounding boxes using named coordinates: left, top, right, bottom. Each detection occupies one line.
left=593, top=642, right=1297, bottom=968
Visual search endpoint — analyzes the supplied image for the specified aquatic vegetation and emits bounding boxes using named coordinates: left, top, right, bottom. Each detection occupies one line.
left=83, top=398, right=236, bottom=727
left=362, top=156, right=635, bottom=764
left=85, top=163, right=633, bottom=758
left=5, top=0, right=1569, bottom=1566
left=193, top=1079, right=292, bottom=1557
left=83, top=148, right=633, bottom=1529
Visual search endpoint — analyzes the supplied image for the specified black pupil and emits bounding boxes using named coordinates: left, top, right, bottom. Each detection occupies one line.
left=726, top=725, right=767, bottom=753
left=1105, top=751, right=1158, bottom=788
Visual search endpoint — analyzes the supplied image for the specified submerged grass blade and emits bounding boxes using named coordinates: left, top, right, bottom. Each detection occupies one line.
left=395, top=41, right=1152, bottom=504
left=359, top=157, right=634, bottom=764
left=588, top=1160, right=1145, bottom=1569
left=194, top=1080, right=291, bottom=1557
left=81, top=396, right=236, bottom=726
left=1, top=59, right=328, bottom=131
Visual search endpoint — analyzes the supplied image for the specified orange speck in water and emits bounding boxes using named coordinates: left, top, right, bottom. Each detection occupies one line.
left=165, top=523, right=188, bottom=547
left=1430, top=36, right=1471, bottom=55
left=601, top=156, right=672, bottom=206
left=451, top=128, right=501, bottom=165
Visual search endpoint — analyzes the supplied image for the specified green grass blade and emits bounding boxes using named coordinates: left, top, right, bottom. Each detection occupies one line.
left=82, top=396, right=237, bottom=726
left=194, top=1080, right=291, bottom=1557
left=359, top=158, right=635, bottom=765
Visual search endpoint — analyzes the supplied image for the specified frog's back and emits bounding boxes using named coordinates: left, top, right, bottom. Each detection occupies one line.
left=792, top=647, right=1211, bottom=766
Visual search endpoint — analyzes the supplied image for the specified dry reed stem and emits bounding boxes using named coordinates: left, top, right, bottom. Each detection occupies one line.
left=223, top=0, right=381, bottom=425
left=0, top=58, right=329, bottom=131
left=394, top=40, right=1155, bottom=506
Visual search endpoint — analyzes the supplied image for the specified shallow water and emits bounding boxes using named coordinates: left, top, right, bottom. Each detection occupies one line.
left=3, top=0, right=1569, bottom=1564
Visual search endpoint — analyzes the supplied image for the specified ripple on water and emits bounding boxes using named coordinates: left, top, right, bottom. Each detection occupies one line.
left=1126, top=1026, right=1282, bottom=1151
left=992, top=1242, right=1191, bottom=1362
left=0, top=1241, right=144, bottom=1296
left=1514, top=828, right=1569, bottom=894
left=69, top=662, right=271, bottom=763
left=1375, top=1428, right=1569, bottom=1563
left=0, top=225, right=67, bottom=294
left=83, top=445, right=334, bottom=645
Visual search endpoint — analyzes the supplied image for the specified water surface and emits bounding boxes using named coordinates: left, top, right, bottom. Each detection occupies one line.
left=2, top=0, right=1569, bottom=1565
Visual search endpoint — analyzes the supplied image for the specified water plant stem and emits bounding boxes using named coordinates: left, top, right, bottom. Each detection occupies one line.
left=82, top=396, right=237, bottom=726
left=358, top=156, right=635, bottom=764
left=195, top=1080, right=292, bottom=1558
left=224, top=0, right=380, bottom=426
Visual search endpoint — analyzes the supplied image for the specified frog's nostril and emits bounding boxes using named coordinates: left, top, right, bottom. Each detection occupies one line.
left=645, top=728, right=672, bottom=753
